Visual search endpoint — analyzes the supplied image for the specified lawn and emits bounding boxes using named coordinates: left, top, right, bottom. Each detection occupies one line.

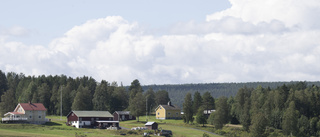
left=121, top=115, right=221, bottom=137
left=0, top=115, right=221, bottom=137
left=0, top=116, right=142, bottom=137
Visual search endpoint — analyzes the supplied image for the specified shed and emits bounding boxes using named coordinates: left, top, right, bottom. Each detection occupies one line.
left=113, top=111, right=136, bottom=121
left=145, top=122, right=158, bottom=130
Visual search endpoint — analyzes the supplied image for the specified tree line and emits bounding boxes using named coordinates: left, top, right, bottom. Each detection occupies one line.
left=0, top=70, right=170, bottom=121
left=144, top=81, right=320, bottom=108
left=183, top=82, right=320, bottom=136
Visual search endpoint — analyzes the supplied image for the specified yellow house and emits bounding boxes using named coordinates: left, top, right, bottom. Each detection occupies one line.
left=155, top=101, right=181, bottom=120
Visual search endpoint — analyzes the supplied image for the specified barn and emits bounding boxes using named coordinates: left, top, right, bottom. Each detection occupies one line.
left=66, top=111, right=118, bottom=128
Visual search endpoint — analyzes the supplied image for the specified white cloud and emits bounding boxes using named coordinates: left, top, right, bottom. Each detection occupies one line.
left=1, top=0, right=320, bottom=85
left=206, top=0, right=320, bottom=29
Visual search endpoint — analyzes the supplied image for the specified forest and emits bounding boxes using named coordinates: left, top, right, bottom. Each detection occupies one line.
left=1, top=70, right=320, bottom=136
left=144, top=81, right=320, bottom=108
left=183, top=82, right=320, bottom=136
left=0, top=70, right=170, bottom=121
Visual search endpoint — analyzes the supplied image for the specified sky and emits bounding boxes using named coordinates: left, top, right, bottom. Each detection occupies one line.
left=1, top=0, right=320, bottom=85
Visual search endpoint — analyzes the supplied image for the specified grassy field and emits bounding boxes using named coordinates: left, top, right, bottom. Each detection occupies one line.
left=121, top=115, right=221, bottom=137
left=0, top=115, right=221, bottom=137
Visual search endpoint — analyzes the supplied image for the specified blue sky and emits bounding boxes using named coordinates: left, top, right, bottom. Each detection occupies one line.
left=0, top=0, right=230, bottom=45
left=1, top=0, right=320, bottom=85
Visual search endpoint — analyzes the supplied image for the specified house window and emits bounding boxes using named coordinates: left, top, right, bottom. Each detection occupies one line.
left=96, top=118, right=99, bottom=120
left=29, top=116, right=32, bottom=118
left=168, top=112, right=171, bottom=115
left=129, top=115, right=132, bottom=119
left=158, top=112, right=160, bottom=115
left=176, top=112, right=178, bottom=115
left=39, top=116, right=41, bottom=118
left=160, top=107, right=162, bottom=109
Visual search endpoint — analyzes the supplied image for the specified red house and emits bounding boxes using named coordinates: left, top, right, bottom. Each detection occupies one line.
left=113, top=111, right=136, bottom=121
left=67, top=111, right=118, bottom=128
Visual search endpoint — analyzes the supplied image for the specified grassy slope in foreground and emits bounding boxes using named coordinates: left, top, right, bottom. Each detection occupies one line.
left=0, top=116, right=140, bottom=137
left=0, top=115, right=220, bottom=137
left=121, top=115, right=221, bottom=137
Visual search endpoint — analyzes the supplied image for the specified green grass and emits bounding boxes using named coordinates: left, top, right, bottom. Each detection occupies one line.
left=0, top=116, right=142, bottom=137
left=121, top=115, right=221, bottom=137
left=0, top=115, right=223, bottom=137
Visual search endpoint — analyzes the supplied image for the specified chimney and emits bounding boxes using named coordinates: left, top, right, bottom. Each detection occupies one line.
left=168, top=101, right=171, bottom=106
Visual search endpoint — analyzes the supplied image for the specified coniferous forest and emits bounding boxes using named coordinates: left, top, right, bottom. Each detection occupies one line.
left=200, top=82, right=320, bottom=137
left=1, top=70, right=320, bottom=136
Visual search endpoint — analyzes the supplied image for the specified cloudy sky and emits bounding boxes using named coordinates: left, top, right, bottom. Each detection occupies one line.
left=1, top=0, right=320, bottom=85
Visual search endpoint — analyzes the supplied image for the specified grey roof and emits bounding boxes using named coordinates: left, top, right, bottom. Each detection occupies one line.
left=115, top=111, right=130, bottom=115
left=160, top=105, right=180, bottom=110
left=72, top=111, right=113, bottom=118
left=145, top=122, right=156, bottom=126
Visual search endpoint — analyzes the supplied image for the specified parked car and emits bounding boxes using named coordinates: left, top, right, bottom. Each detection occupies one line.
left=159, top=130, right=172, bottom=136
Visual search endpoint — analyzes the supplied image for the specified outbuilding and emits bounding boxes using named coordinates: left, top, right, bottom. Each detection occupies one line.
left=145, top=122, right=158, bottom=130
left=113, top=111, right=136, bottom=121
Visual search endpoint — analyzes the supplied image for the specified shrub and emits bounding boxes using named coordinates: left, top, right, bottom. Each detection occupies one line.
left=203, top=133, right=210, bottom=137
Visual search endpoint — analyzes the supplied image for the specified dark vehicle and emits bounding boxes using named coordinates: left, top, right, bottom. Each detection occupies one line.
left=159, top=130, right=172, bottom=136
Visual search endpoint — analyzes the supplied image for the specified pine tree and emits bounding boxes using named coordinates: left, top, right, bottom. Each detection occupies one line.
left=92, top=80, right=109, bottom=111
left=145, top=88, right=156, bottom=114
left=129, top=79, right=143, bottom=99
left=155, top=90, right=170, bottom=106
left=282, top=101, right=299, bottom=136
left=250, top=112, right=268, bottom=137
left=129, top=92, right=145, bottom=121
left=193, top=91, right=202, bottom=115
left=196, top=108, right=207, bottom=127
left=214, top=96, right=229, bottom=129
left=202, top=92, right=215, bottom=112
left=183, top=92, right=193, bottom=124
left=38, top=83, right=51, bottom=111
left=0, top=70, right=8, bottom=102
left=0, top=89, right=16, bottom=115
left=71, top=85, right=92, bottom=111
left=112, top=86, right=128, bottom=112
left=240, top=99, right=251, bottom=131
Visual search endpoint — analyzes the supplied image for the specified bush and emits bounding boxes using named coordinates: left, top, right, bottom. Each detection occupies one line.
left=127, top=130, right=138, bottom=134
left=203, top=133, right=210, bottom=137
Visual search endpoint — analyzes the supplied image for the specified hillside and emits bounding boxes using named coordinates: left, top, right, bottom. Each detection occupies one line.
left=142, top=81, right=320, bottom=108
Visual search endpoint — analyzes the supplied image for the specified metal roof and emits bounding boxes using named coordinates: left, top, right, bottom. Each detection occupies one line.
left=18, top=103, right=47, bottom=111
left=72, top=111, right=113, bottom=118
left=114, top=111, right=130, bottom=115
left=145, top=122, right=156, bottom=125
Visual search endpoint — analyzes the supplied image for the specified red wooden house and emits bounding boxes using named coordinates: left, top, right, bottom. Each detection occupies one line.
left=67, top=111, right=118, bottom=128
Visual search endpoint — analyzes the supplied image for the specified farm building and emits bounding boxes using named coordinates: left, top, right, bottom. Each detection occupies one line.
left=113, top=111, right=136, bottom=121
left=145, top=122, right=158, bottom=130
left=66, top=111, right=119, bottom=128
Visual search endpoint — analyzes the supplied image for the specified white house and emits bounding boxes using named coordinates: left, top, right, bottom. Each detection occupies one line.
left=2, top=102, right=48, bottom=124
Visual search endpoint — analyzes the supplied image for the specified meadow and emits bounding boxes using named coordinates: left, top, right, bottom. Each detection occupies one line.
left=0, top=115, right=222, bottom=137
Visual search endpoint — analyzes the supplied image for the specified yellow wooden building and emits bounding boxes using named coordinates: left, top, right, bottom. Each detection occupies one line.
left=155, top=101, right=181, bottom=120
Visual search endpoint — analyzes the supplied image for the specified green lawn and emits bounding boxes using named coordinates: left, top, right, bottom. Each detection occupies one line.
left=121, top=115, right=221, bottom=137
left=0, top=116, right=142, bottom=137
left=0, top=115, right=221, bottom=137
